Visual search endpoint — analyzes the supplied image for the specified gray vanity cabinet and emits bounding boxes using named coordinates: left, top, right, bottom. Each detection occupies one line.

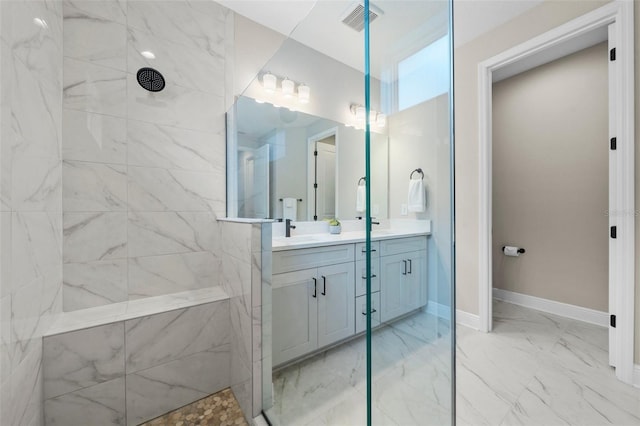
left=272, top=244, right=356, bottom=367
left=272, top=269, right=318, bottom=366
left=272, top=236, right=427, bottom=367
left=317, top=263, right=355, bottom=347
left=379, top=237, right=427, bottom=323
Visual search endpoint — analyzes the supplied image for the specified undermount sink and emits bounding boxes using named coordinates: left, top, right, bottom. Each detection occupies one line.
left=273, top=235, right=322, bottom=242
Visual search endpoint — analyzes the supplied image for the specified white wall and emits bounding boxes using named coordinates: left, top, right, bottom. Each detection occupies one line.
left=388, top=94, right=452, bottom=307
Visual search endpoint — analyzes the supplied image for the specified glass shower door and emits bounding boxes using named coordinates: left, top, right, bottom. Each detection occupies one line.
left=364, top=0, right=455, bottom=424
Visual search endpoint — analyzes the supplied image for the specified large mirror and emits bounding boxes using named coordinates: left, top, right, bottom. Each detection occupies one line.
left=228, top=95, right=389, bottom=221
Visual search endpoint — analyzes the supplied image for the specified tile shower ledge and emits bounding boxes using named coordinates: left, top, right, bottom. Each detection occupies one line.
left=45, top=286, right=229, bottom=336
left=272, top=226, right=432, bottom=251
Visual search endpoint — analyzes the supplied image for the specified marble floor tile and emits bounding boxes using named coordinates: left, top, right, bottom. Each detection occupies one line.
left=265, top=302, right=640, bottom=426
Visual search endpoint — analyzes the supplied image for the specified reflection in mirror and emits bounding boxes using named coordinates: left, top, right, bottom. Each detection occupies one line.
left=228, top=95, right=388, bottom=221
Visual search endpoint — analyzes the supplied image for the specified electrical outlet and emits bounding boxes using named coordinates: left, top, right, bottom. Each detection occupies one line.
left=401, top=204, right=408, bottom=216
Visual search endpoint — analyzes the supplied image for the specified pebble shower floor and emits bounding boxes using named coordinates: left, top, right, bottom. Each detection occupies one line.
left=141, top=388, right=248, bottom=426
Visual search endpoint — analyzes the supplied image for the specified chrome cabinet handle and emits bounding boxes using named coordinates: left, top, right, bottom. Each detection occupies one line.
left=361, top=248, right=377, bottom=253
left=402, top=260, right=407, bottom=275
left=312, top=277, right=317, bottom=298
left=361, top=274, right=377, bottom=279
left=362, top=308, right=378, bottom=316
left=408, top=259, right=412, bottom=274
left=321, top=276, right=326, bottom=295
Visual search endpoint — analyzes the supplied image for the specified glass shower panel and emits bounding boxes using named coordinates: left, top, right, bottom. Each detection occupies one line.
left=365, top=1, right=454, bottom=425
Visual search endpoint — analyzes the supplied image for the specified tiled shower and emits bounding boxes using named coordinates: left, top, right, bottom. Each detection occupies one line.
left=0, top=0, right=264, bottom=424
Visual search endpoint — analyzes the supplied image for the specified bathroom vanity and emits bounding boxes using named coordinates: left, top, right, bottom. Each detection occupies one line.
left=272, top=229, right=429, bottom=367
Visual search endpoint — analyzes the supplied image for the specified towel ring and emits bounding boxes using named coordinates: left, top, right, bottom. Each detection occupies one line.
left=358, top=177, right=366, bottom=186
left=410, top=168, right=424, bottom=180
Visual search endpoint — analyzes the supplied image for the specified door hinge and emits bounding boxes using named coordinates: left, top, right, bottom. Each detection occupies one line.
left=610, top=314, right=616, bottom=328
left=610, top=226, right=617, bottom=239
left=610, top=137, right=617, bottom=150
left=313, top=183, right=318, bottom=189
left=314, top=150, right=318, bottom=156
left=610, top=47, right=616, bottom=61
left=314, top=215, right=318, bottom=220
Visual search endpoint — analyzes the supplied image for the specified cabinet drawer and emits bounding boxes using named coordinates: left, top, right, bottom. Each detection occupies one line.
left=355, top=292, right=381, bottom=334
left=379, top=236, right=427, bottom=257
left=273, top=244, right=355, bottom=274
left=355, top=259, right=380, bottom=296
left=355, top=241, right=380, bottom=261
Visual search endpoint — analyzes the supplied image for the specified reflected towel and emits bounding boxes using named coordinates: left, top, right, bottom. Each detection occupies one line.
left=408, top=178, right=425, bottom=212
left=356, top=184, right=366, bottom=213
left=282, top=197, right=297, bottom=221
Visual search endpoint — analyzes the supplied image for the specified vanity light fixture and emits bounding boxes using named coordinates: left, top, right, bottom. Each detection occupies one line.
left=262, top=72, right=277, bottom=94
left=260, top=73, right=310, bottom=104
left=281, top=78, right=295, bottom=98
left=298, top=84, right=310, bottom=104
left=350, top=103, right=386, bottom=128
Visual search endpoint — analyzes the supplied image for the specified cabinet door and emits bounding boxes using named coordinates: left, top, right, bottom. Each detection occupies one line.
left=317, top=263, right=355, bottom=347
left=355, top=259, right=380, bottom=297
left=273, top=269, right=318, bottom=366
left=404, top=251, right=427, bottom=311
left=380, top=253, right=407, bottom=322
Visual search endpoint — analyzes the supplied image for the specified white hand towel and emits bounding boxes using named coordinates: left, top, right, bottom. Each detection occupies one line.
left=282, top=197, right=297, bottom=221
left=408, top=178, right=425, bottom=212
left=356, top=184, right=366, bottom=213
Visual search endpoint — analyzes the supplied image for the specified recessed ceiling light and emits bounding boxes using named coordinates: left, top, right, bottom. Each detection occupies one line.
left=140, top=51, right=156, bottom=59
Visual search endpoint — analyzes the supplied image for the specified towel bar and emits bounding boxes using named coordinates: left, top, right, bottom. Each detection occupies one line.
left=410, top=168, right=424, bottom=180
left=278, top=198, right=303, bottom=202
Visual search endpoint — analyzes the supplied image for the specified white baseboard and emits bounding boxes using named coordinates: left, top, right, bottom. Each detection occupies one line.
left=493, top=288, right=608, bottom=327
left=456, top=309, right=480, bottom=330
left=426, top=301, right=451, bottom=320
left=634, top=364, right=640, bottom=389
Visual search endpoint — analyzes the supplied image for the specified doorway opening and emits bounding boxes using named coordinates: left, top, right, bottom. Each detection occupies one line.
left=307, top=128, right=338, bottom=221
left=477, top=1, right=635, bottom=384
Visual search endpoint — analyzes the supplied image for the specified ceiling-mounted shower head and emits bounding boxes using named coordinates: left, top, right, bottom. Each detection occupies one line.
left=137, top=67, right=165, bottom=92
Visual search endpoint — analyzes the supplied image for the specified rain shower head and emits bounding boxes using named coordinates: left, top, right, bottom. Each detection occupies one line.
left=137, top=67, right=165, bottom=92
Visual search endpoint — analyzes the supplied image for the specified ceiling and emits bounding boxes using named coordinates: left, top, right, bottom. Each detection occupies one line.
left=221, top=0, right=545, bottom=75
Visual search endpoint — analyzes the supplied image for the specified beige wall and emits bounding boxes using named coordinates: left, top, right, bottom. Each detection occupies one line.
left=492, top=43, right=608, bottom=311
left=455, top=0, right=640, bottom=363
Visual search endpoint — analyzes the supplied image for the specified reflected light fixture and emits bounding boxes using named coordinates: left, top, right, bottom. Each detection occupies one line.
left=140, top=50, right=156, bottom=59
left=262, top=72, right=277, bottom=94
left=33, top=17, right=48, bottom=29
left=281, top=78, right=295, bottom=98
left=350, top=103, right=385, bottom=128
left=298, top=84, right=310, bottom=104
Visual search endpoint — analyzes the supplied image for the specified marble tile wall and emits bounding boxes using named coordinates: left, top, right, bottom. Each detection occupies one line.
left=43, top=299, right=231, bottom=425
left=219, top=220, right=271, bottom=420
left=61, top=0, right=231, bottom=311
left=0, top=1, right=64, bottom=425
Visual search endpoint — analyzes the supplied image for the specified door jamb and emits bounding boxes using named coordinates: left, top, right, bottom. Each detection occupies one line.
left=477, top=1, right=635, bottom=384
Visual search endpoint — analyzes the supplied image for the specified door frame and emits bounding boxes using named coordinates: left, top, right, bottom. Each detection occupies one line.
left=307, top=127, right=339, bottom=221
left=477, top=1, right=635, bottom=384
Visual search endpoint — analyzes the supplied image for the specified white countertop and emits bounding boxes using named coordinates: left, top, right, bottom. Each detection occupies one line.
left=272, top=226, right=431, bottom=251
